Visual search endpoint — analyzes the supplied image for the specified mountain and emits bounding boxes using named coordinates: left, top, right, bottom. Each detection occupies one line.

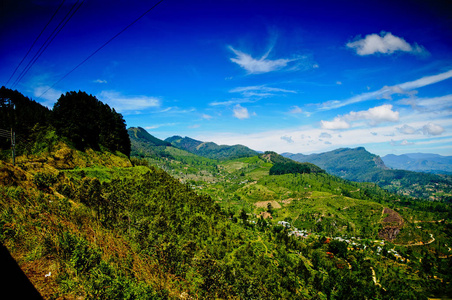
left=165, top=135, right=258, bottom=160
left=382, top=153, right=452, bottom=174
left=128, top=127, right=173, bottom=159
left=282, top=147, right=452, bottom=201
left=282, top=147, right=388, bottom=182
left=260, top=151, right=324, bottom=175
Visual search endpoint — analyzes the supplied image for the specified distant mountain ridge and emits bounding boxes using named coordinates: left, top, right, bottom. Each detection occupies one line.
left=165, top=135, right=258, bottom=160
left=382, top=153, right=452, bottom=174
left=282, top=147, right=452, bottom=200
left=282, top=147, right=388, bottom=182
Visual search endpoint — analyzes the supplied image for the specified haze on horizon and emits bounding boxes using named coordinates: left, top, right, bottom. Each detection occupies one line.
left=1, top=0, right=451, bottom=156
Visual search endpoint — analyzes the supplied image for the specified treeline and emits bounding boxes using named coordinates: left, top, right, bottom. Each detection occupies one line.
left=0, top=87, right=130, bottom=156
left=270, top=161, right=313, bottom=175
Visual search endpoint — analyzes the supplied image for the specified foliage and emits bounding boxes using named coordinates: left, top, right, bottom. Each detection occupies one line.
left=0, top=86, right=52, bottom=153
left=166, top=135, right=258, bottom=160
left=52, top=91, right=130, bottom=155
left=284, top=147, right=452, bottom=201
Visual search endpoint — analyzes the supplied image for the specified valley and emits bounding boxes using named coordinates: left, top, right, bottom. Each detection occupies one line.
left=1, top=89, right=452, bottom=299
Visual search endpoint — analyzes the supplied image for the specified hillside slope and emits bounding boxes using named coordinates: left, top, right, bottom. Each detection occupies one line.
left=283, top=148, right=452, bottom=201
left=165, top=135, right=258, bottom=160
left=283, top=147, right=387, bottom=181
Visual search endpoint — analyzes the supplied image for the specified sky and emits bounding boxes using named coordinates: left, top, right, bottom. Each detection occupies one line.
left=1, top=0, right=452, bottom=156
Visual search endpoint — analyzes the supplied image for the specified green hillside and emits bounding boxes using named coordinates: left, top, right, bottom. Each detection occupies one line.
left=1, top=89, right=452, bottom=299
left=165, top=135, right=258, bottom=160
left=283, top=148, right=452, bottom=201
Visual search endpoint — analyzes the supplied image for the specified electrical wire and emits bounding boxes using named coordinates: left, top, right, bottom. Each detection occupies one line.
left=38, top=0, right=166, bottom=99
left=5, top=0, right=66, bottom=87
left=11, top=0, right=83, bottom=89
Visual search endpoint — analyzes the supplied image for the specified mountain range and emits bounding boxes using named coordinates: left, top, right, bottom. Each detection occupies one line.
left=382, top=153, right=452, bottom=175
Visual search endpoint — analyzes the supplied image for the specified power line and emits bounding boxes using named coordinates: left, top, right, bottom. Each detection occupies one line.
left=38, top=0, right=166, bottom=99
left=5, top=0, right=67, bottom=87
left=11, top=0, right=83, bottom=89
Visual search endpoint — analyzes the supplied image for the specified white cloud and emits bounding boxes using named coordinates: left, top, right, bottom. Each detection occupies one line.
left=99, top=91, right=160, bottom=113
left=319, top=132, right=332, bottom=139
left=202, top=114, right=213, bottom=120
left=336, top=81, right=342, bottom=85
left=345, top=104, right=399, bottom=125
left=320, top=69, right=452, bottom=110
left=145, top=123, right=176, bottom=130
left=399, top=94, right=452, bottom=111
left=391, top=139, right=415, bottom=146
left=209, top=99, right=252, bottom=106
left=289, top=105, right=303, bottom=114
left=34, top=86, right=63, bottom=107
left=423, top=123, right=445, bottom=136
left=94, top=79, right=107, bottom=84
left=233, top=104, right=250, bottom=119
left=228, top=46, right=298, bottom=74
left=397, top=124, right=417, bottom=134
left=321, top=104, right=399, bottom=130
left=230, top=85, right=297, bottom=97
left=320, top=117, right=351, bottom=130
left=281, top=135, right=294, bottom=143
left=346, top=32, right=427, bottom=56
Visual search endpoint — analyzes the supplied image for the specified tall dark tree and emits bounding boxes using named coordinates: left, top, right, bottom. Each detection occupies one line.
left=52, top=91, right=130, bottom=155
left=0, top=86, right=51, bottom=150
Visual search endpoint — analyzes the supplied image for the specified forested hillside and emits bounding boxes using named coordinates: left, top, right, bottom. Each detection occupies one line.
left=283, top=148, right=452, bottom=201
left=0, top=87, right=130, bottom=157
left=165, top=135, right=258, bottom=160
left=1, top=90, right=452, bottom=299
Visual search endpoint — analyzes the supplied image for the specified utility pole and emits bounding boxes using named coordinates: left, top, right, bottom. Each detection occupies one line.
left=11, top=128, right=15, bottom=166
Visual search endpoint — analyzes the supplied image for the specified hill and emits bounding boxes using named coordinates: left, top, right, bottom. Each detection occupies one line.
left=2, top=89, right=452, bottom=298
left=128, top=127, right=172, bottom=159
left=283, top=147, right=388, bottom=181
left=165, top=135, right=258, bottom=160
left=283, top=148, right=452, bottom=201
left=382, top=153, right=452, bottom=174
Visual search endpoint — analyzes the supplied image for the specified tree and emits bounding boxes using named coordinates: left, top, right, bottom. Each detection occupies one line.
left=52, top=91, right=130, bottom=155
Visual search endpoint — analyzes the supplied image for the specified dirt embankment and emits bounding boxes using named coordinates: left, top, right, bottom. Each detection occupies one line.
left=378, top=208, right=404, bottom=241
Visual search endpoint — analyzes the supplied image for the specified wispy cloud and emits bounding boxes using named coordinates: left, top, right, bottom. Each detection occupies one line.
left=347, top=32, right=428, bottom=56
left=209, top=98, right=253, bottom=106
left=34, top=86, right=63, bottom=107
left=230, top=85, right=296, bottom=97
left=93, top=79, right=107, bottom=84
left=233, top=104, right=250, bottom=119
left=145, top=123, right=177, bottom=130
left=397, top=123, right=445, bottom=136
left=320, top=69, right=452, bottom=110
left=390, top=139, right=415, bottom=146
left=228, top=46, right=299, bottom=74
left=399, top=94, right=452, bottom=111
left=202, top=114, right=213, bottom=120
left=289, top=105, right=303, bottom=114
left=99, top=91, right=160, bottom=113
left=320, top=104, right=399, bottom=130
left=281, top=135, right=294, bottom=143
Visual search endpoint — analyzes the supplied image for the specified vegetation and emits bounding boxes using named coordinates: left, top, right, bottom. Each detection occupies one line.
left=284, top=147, right=452, bottom=201
left=1, top=92, right=452, bottom=299
left=166, top=135, right=258, bottom=160
left=53, top=91, right=130, bottom=155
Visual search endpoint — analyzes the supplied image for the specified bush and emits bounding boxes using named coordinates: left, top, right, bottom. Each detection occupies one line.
left=33, top=172, right=57, bottom=190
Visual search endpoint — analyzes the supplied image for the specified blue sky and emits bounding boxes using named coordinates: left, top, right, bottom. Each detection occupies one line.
left=1, top=0, right=452, bottom=156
